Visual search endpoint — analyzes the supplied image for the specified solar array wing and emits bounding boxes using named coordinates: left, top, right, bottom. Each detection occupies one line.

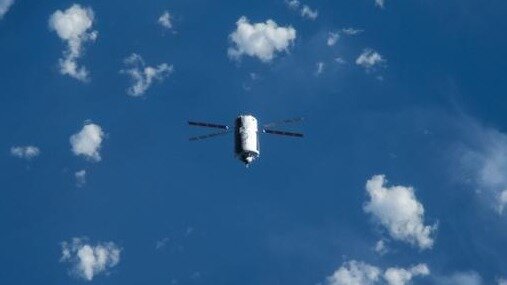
left=263, top=129, right=304, bottom=137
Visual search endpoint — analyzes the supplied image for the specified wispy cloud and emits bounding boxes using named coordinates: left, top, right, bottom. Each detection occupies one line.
left=373, top=239, right=388, bottom=255
left=158, top=11, right=173, bottom=30
left=10, top=145, right=40, bottom=159
left=285, top=1, right=318, bottom=20
left=327, top=28, right=362, bottom=47
left=455, top=119, right=507, bottom=214
left=341, top=28, right=363, bottom=36
left=301, top=5, right=318, bottom=20
left=356, top=49, right=385, bottom=70
left=315, top=62, right=325, bottom=76
left=285, top=0, right=300, bottom=10
left=120, top=53, right=173, bottom=97
left=75, top=169, right=86, bottom=187
left=0, top=0, right=14, bottom=19
left=327, top=32, right=340, bottom=46
left=375, top=0, right=385, bottom=9
left=434, top=271, right=483, bottom=285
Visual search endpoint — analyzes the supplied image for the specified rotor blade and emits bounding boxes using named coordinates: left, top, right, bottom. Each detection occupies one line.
left=263, top=129, right=304, bottom=138
left=189, top=130, right=230, bottom=141
left=188, top=121, right=229, bottom=130
left=263, top=117, right=304, bottom=128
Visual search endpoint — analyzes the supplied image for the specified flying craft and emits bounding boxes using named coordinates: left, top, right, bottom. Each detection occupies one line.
left=188, top=114, right=303, bottom=166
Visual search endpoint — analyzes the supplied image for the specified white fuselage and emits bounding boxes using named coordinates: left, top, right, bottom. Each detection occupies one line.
left=234, top=115, right=260, bottom=165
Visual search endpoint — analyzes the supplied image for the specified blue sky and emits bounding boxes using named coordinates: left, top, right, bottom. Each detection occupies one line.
left=2, top=0, right=507, bottom=284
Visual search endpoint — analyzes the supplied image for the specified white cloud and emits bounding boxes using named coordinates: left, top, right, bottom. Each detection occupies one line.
left=0, top=0, right=14, bottom=19
left=436, top=271, right=483, bottom=285
left=155, top=237, right=170, bottom=250
left=75, top=169, right=86, bottom=187
left=499, top=190, right=507, bottom=213
left=285, top=0, right=300, bottom=10
left=498, top=278, right=507, bottom=285
left=70, top=122, right=104, bottom=162
left=285, top=1, right=318, bottom=20
left=120, top=53, right=173, bottom=97
left=61, top=238, right=121, bottom=281
left=327, top=32, right=340, bottom=46
left=328, top=28, right=361, bottom=47
left=356, top=49, right=385, bottom=70
left=375, top=0, right=385, bottom=8
left=301, top=5, right=318, bottom=20
left=384, top=264, right=430, bottom=285
left=374, top=240, right=387, bottom=255
left=363, top=175, right=436, bottom=250
left=49, top=4, right=97, bottom=81
left=316, top=62, right=325, bottom=75
left=342, top=28, right=363, bottom=35
left=457, top=122, right=507, bottom=214
left=158, top=11, right=172, bottom=29
left=335, top=57, right=347, bottom=65
left=327, top=261, right=429, bottom=285
left=10, top=145, right=40, bottom=159
left=327, top=260, right=381, bottom=285
left=228, top=17, right=296, bottom=63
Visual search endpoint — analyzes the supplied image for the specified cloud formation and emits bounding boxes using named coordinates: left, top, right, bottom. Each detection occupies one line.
left=70, top=122, right=104, bottom=161
left=228, top=17, right=296, bottom=63
left=375, top=0, right=385, bottom=8
left=285, top=0, right=300, bottom=10
left=356, top=49, right=385, bottom=70
left=75, top=169, right=86, bottom=187
left=384, top=264, right=430, bottom=285
left=326, top=260, right=429, bottom=285
left=158, top=11, right=172, bottom=29
left=285, top=1, right=318, bottom=20
left=315, top=62, right=325, bottom=75
left=363, top=175, right=436, bottom=250
left=327, top=28, right=362, bottom=47
left=457, top=123, right=507, bottom=214
left=374, top=239, right=388, bottom=255
left=327, top=260, right=381, bottom=285
left=0, top=0, right=14, bottom=19
left=436, top=271, right=483, bottom=285
left=327, top=33, right=340, bottom=46
left=49, top=4, right=97, bottom=81
left=121, top=53, right=173, bottom=97
left=342, top=28, right=363, bottom=36
left=10, top=145, right=40, bottom=159
left=301, top=5, right=318, bottom=20
left=61, top=238, right=121, bottom=281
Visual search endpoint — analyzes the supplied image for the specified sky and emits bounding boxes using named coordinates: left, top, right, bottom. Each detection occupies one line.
left=2, top=0, right=507, bottom=284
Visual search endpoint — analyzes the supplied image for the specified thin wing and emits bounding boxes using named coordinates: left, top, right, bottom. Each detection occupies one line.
left=263, top=129, right=304, bottom=138
left=263, top=117, right=304, bottom=128
left=188, top=121, right=229, bottom=130
left=189, top=130, right=230, bottom=141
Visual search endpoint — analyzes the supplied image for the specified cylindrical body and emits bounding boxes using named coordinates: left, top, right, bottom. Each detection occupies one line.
left=234, top=115, right=260, bottom=165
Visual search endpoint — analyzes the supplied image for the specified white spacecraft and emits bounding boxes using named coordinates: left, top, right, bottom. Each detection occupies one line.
left=188, top=114, right=303, bottom=166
